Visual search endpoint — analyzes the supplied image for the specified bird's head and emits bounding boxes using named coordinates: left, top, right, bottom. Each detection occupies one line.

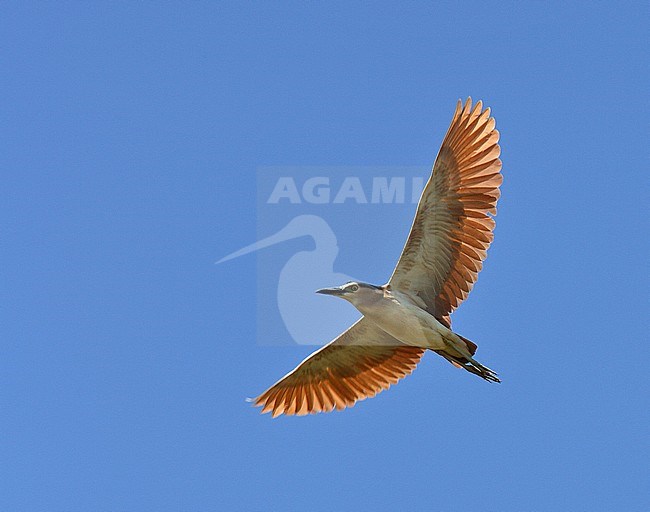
left=316, top=281, right=384, bottom=307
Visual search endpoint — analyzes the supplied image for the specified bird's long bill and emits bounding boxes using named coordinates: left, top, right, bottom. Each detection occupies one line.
left=315, top=287, right=344, bottom=296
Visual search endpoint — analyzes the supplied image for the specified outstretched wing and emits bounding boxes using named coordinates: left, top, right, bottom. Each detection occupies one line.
left=389, top=98, right=502, bottom=324
left=253, top=318, right=424, bottom=417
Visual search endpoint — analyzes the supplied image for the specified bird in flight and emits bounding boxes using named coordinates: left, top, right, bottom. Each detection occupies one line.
left=254, top=98, right=502, bottom=417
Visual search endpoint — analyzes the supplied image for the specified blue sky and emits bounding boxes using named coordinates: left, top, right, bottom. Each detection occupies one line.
left=1, top=2, right=648, bottom=511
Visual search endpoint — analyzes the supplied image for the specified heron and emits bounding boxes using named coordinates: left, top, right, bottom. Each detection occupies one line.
left=217, top=214, right=359, bottom=345
left=254, top=98, right=503, bottom=417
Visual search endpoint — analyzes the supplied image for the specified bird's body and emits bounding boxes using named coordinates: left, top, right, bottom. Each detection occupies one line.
left=246, top=98, right=504, bottom=416
left=317, top=282, right=497, bottom=382
left=352, top=286, right=449, bottom=350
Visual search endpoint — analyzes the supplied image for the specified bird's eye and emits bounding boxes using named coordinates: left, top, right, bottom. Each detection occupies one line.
left=349, top=285, right=359, bottom=292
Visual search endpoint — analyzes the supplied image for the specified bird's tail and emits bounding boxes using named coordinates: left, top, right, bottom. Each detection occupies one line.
left=459, top=334, right=478, bottom=356
left=435, top=334, right=500, bottom=383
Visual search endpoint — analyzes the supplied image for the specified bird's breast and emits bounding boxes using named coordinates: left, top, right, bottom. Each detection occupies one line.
left=357, top=297, right=446, bottom=349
